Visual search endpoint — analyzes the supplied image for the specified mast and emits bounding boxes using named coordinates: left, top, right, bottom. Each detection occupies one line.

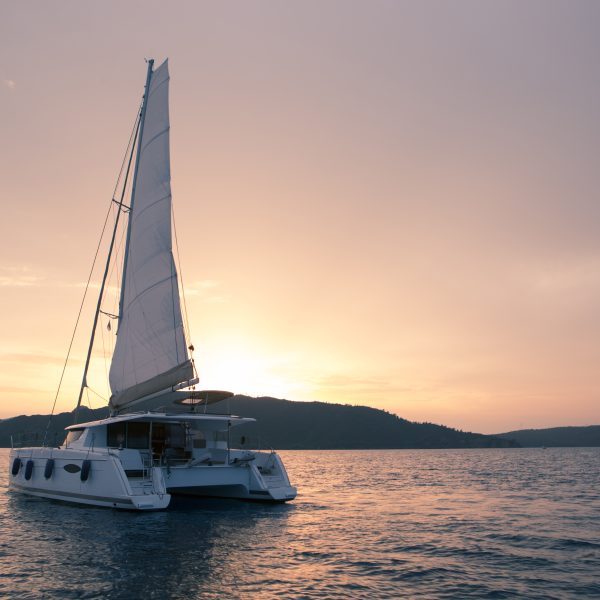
left=74, top=60, right=153, bottom=421
left=74, top=115, right=141, bottom=420
left=118, top=58, right=154, bottom=326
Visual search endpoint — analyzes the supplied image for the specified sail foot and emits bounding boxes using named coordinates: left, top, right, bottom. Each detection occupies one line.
left=109, top=359, right=194, bottom=412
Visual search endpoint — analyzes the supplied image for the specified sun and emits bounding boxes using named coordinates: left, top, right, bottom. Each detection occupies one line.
left=192, top=336, right=301, bottom=400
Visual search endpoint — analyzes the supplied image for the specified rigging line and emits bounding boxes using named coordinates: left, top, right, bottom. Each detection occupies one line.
left=170, top=250, right=179, bottom=364
left=99, top=312, right=109, bottom=393
left=110, top=129, right=134, bottom=317
left=102, top=109, right=138, bottom=329
left=107, top=210, right=128, bottom=306
left=107, top=109, right=140, bottom=291
left=118, top=59, right=154, bottom=327
left=42, top=196, right=112, bottom=446
left=43, top=108, right=142, bottom=445
left=75, top=103, right=142, bottom=422
left=172, top=203, right=192, bottom=349
left=87, top=385, right=108, bottom=403
left=111, top=104, right=143, bottom=201
left=99, top=310, right=119, bottom=319
left=104, top=123, right=136, bottom=401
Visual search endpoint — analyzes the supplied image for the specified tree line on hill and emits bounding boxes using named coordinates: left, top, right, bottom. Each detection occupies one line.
left=0, top=396, right=516, bottom=449
left=1, top=396, right=597, bottom=449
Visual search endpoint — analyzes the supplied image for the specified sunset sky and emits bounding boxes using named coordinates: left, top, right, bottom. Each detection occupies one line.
left=1, top=1, right=600, bottom=433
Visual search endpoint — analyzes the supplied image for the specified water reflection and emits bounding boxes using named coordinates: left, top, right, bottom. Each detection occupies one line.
left=1, top=454, right=293, bottom=599
left=1, top=448, right=599, bottom=599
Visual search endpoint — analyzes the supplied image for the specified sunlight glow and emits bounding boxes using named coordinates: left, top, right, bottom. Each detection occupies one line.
left=194, top=336, right=301, bottom=400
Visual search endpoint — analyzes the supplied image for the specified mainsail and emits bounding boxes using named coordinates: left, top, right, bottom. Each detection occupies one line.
left=109, top=59, right=193, bottom=412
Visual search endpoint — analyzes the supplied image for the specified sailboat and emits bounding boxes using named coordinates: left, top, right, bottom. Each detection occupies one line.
left=8, top=59, right=297, bottom=510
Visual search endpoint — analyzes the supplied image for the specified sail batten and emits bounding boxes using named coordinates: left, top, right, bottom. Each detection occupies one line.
left=141, top=127, right=169, bottom=152
left=109, top=59, right=192, bottom=412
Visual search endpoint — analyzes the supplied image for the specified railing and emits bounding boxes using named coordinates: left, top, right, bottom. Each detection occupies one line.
left=10, top=431, right=62, bottom=449
left=230, top=435, right=271, bottom=451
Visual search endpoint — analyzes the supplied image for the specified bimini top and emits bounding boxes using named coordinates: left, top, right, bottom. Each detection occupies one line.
left=66, top=412, right=255, bottom=432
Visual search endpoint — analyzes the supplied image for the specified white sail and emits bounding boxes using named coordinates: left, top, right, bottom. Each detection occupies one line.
left=109, top=59, right=193, bottom=411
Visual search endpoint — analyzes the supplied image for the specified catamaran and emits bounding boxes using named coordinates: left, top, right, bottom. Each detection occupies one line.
left=8, top=59, right=297, bottom=510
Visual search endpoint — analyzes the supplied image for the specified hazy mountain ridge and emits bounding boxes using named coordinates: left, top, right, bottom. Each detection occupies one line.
left=0, top=396, right=517, bottom=449
left=496, top=426, right=600, bottom=447
left=227, top=396, right=517, bottom=449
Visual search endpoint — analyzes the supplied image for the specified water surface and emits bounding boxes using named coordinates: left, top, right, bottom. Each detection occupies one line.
left=1, top=448, right=599, bottom=598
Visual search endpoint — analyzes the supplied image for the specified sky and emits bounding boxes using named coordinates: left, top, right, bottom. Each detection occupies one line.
left=1, top=1, right=600, bottom=433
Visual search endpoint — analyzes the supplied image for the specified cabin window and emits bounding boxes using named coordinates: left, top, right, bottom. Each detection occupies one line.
left=215, top=430, right=229, bottom=443
left=107, top=422, right=126, bottom=447
left=165, top=423, right=186, bottom=449
left=151, top=422, right=166, bottom=456
left=151, top=422, right=189, bottom=458
left=65, top=429, right=84, bottom=445
left=127, top=422, right=150, bottom=449
left=192, top=431, right=206, bottom=448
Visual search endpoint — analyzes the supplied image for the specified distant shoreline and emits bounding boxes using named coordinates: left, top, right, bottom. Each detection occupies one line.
left=1, top=398, right=598, bottom=449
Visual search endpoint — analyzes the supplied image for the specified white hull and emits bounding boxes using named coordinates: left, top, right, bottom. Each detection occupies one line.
left=163, top=451, right=297, bottom=502
left=9, top=447, right=170, bottom=510
left=9, top=444, right=296, bottom=510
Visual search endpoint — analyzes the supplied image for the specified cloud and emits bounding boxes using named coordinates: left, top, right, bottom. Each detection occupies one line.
left=0, top=266, right=93, bottom=289
left=69, top=280, right=119, bottom=294
left=315, top=373, right=414, bottom=395
left=0, top=266, right=43, bottom=287
left=3, top=79, right=16, bottom=90
left=0, top=276, right=40, bottom=287
left=185, top=280, right=229, bottom=303
left=200, top=295, right=230, bottom=304
left=197, top=279, right=219, bottom=288
left=0, top=352, right=82, bottom=366
left=186, top=279, right=220, bottom=293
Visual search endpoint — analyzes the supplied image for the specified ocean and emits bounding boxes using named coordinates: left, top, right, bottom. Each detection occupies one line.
left=1, top=447, right=599, bottom=599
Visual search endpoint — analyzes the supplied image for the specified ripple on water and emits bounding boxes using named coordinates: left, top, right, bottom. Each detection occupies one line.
left=0, top=447, right=599, bottom=599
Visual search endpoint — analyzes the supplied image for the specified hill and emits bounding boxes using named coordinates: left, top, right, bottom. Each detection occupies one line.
left=0, top=406, right=109, bottom=448
left=496, top=426, right=600, bottom=447
left=0, top=396, right=516, bottom=449
left=227, top=396, right=517, bottom=448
